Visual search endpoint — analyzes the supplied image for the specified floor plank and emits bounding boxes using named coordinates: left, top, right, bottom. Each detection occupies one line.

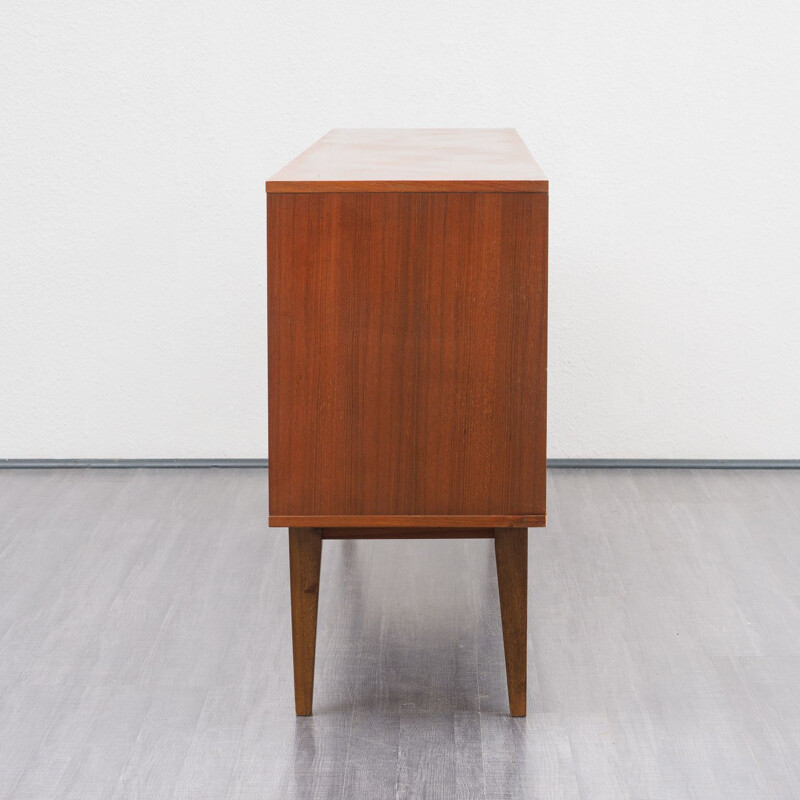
left=1, top=467, right=800, bottom=798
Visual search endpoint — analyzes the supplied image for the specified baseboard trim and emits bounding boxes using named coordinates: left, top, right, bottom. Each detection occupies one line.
left=547, top=458, right=800, bottom=469
left=0, top=457, right=798, bottom=470
left=0, top=458, right=270, bottom=469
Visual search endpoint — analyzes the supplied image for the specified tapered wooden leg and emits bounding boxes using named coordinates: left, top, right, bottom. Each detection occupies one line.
left=494, top=528, right=528, bottom=716
left=288, top=527, right=323, bottom=715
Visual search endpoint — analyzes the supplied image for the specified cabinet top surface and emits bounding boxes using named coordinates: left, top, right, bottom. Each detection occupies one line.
left=266, top=129, right=547, bottom=193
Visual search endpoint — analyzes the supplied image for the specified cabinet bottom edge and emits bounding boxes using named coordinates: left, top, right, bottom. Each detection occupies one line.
left=268, top=514, right=546, bottom=529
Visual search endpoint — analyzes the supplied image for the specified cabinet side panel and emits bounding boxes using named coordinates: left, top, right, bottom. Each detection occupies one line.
left=268, top=192, right=546, bottom=518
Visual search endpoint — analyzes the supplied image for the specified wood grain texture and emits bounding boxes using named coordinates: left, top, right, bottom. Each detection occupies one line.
left=495, top=528, right=528, bottom=716
left=268, top=191, right=548, bottom=525
left=266, top=129, right=547, bottom=193
left=288, top=527, right=322, bottom=715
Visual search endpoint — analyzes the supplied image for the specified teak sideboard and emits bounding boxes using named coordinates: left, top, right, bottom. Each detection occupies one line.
left=266, top=129, right=548, bottom=716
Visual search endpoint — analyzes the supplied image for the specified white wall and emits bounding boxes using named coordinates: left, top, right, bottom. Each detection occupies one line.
left=2, top=0, right=799, bottom=459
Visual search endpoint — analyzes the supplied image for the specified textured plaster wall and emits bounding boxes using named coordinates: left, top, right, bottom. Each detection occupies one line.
left=1, top=0, right=799, bottom=458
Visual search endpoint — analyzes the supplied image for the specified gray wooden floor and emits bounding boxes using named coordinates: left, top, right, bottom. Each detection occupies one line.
left=1, top=468, right=800, bottom=799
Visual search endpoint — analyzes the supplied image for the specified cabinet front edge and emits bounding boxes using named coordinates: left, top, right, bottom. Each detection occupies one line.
left=265, top=179, right=548, bottom=194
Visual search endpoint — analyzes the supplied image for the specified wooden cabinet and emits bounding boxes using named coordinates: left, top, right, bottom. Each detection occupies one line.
left=267, top=129, right=548, bottom=716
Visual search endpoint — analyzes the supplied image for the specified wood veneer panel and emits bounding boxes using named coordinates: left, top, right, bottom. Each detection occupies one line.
left=268, top=191, right=547, bottom=523
left=266, top=129, right=547, bottom=193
